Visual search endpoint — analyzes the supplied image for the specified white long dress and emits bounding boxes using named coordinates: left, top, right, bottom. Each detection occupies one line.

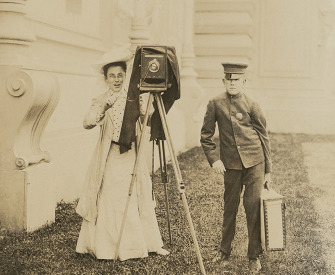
left=76, top=89, right=164, bottom=261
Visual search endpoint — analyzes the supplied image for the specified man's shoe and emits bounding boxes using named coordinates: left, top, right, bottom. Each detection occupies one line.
left=212, top=251, right=229, bottom=266
left=249, top=258, right=261, bottom=273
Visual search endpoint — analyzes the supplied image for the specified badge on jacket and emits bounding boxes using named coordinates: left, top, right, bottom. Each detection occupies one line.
left=236, top=113, right=243, bottom=120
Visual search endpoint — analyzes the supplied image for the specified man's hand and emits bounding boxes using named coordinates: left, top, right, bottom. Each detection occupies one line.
left=212, top=160, right=226, bottom=175
left=264, top=172, right=272, bottom=190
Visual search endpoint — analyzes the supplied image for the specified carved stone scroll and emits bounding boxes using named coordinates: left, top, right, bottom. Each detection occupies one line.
left=13, top=70, right=59, bottom=169
left=1, top=69, right=60, bottom=170
left=0, top=0, right=59, bottom=232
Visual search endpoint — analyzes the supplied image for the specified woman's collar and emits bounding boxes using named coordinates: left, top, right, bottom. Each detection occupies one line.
left=108, top=87, right=127, bottom=97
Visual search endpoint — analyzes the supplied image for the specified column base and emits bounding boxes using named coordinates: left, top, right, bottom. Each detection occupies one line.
left=178, top=78, right=206, bottom=149
left=0, top=163, right=55, bottom=232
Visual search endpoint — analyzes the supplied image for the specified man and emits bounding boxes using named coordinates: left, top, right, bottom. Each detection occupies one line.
left=200, top=62, right=272, bottom=273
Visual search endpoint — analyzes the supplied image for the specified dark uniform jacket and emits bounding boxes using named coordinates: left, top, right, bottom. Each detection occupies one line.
left=201, top=92, right=272, bottom=173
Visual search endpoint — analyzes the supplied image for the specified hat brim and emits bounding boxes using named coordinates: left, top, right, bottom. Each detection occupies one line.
left=92, top=46, right=133, bottom=72
left=225, top=73, right=245, bottom=80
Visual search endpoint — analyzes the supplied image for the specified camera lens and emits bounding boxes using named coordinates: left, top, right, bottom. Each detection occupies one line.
left=149, top=59, right=160, bottom=73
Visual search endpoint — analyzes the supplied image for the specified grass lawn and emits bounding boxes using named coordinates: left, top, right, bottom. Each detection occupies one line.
left=0, top=133, right=333, bottom=274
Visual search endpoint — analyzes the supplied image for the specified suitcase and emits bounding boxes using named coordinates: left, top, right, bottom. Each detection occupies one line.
left=260, top=188, right=286, bottom=251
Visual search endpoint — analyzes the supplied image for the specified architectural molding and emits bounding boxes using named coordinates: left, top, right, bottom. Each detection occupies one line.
left=0, top=0, right=60, bottom=170
left=181, top=0, right=204, bottom=99
left=28, top=18, right=105, bottom=52
left=2, top=68, right=60, bottom=170
left=0, top=0, right=60, bottom=231
left=259, top=0, right=312, bottom=78
left=194, top=0, right=254, bottom=93
left=25, top=0, right=101, bottom=40
left=10, top=70, right=60, bottom=169
left=0, top=0, right=35, bottom=66
left=129, top=0, right=151, bottom=53
left=178, top=0, right=205, bottom=148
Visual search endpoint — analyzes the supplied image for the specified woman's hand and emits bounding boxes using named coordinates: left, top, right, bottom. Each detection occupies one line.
left=103, top=93, right=119, bottom=112
left=103, top=98, right=112, bottom=112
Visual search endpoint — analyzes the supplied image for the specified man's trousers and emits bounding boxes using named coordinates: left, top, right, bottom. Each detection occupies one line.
left=220, top=161, right=264, bottom=259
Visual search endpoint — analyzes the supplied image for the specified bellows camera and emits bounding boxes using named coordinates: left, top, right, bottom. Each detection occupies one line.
left=139, top=46, right=169, bottom=92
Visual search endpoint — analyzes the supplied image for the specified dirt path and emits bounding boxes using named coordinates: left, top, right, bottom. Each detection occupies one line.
left=302, top=143, right=335, bottom=274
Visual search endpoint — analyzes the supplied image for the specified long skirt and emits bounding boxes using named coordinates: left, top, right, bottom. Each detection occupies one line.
left=76, top=143, right=164, bottom=261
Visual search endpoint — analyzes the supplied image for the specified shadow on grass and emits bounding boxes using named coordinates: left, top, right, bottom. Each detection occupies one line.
left=0, top=133, right=333, bottom=274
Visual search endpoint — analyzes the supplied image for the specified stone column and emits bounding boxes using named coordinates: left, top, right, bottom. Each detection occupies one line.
left=129, top=0, right=151, bottom=54
left=0, top=0, right=60, bottom=232
left=128, top=0, right=153, bottom=165
left=127, top=0, right=151, bottom=84
left=178, top=0, right=205, bottom=148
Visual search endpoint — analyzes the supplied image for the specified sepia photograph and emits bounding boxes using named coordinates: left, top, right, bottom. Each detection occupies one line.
left=0, top=0, right=335, bottom=274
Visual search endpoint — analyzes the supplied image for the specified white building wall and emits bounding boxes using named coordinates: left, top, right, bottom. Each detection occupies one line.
left=195, top=0, right=335, bottom=135
left=252, top=0, right=335, bottom=134
left=23, top=0, right=186, bottom=203
left=3, top=0, right=333, bottom=208
left=2, top=0, right=334, bottom=231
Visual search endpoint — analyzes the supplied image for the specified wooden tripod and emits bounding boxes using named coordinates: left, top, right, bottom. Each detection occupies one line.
left=114, top=92, right=206, bottom=275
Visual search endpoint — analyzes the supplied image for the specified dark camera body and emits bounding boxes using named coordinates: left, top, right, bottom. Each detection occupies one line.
left=139, top=46, right=169, bottom=92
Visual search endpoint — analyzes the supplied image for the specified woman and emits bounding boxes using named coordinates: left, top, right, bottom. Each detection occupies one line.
left=75, top=47, right=169, bottom=261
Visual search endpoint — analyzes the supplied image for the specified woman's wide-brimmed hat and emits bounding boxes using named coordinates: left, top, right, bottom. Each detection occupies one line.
left=93, top=44, right=133, bottom=73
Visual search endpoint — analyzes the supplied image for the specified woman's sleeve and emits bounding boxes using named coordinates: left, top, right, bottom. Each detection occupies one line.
left=83, top=94, right=118, bottom=129
left=83, top=96, right=105, bottom=129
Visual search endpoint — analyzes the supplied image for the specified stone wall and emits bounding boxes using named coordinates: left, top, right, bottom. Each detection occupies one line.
left=23, top=0, right=187, bottom=204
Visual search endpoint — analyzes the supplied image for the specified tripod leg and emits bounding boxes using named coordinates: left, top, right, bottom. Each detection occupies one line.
left=153, top=93, right=206, bottom=275
left=152, top=140, right=155, bottom=200
left=158, top=139, right=172, bottom=245
left=114, top=93, right=153, bottom=260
